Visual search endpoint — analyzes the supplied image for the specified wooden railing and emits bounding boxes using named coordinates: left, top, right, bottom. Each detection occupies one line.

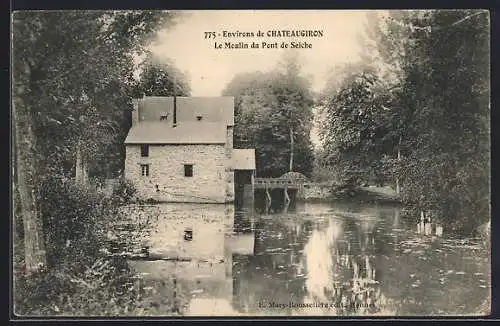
left=254, top=178, right=303, bottom=188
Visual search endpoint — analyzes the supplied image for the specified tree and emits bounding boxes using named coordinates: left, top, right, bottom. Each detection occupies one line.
left=391, top=10, right=490, bottom=231
left=222, top=54, right=315, bottom=177
left=12, top=58, right=47, bottom=274
left=320, top=9, right=490, bottom=231
left=319, top=65, right=398, bottom=190
left=135, top=52, right=191, bottom=97
left=11, top=10, right=179, bottom=273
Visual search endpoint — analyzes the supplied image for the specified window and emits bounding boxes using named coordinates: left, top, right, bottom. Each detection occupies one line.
left=184, top=228, right=193, bottom=241
left=184, top=164, right=193, bottom=177
left=141, top=144, right=149, bottom=157
left=140, top=164, right=149, bottom=177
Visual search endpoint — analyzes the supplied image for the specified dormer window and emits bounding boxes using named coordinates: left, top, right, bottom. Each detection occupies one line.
left=160, top=112, right=169, bottom=121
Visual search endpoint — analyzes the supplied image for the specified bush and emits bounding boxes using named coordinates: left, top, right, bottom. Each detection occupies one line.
left=399, top=154, right=490, bottom=234
left=14, top=257, right=159, bottom=316
left=14, top=175, right=165, bottom=316
left=111, top=178, right=137, bottom=204
left=39, top=176, right=117, bottom=269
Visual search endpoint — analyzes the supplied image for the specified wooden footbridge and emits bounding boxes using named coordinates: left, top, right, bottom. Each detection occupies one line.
left=254, top=177, right=304, bottom=205
left=237, top=172, right=309, bottom=209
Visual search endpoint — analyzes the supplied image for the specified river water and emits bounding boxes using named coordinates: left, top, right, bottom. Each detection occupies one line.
left=126, top=201, right=490, bottom=316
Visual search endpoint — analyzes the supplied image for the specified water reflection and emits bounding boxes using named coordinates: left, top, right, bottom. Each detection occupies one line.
left=126, top=201, right=490, bottom=316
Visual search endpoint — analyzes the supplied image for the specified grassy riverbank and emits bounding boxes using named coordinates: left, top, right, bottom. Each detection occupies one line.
left=300, top=185, right=401, bottom=205
left=339, top=185, right=401, bottom=204
left=14, top=252, right=159, bottom=316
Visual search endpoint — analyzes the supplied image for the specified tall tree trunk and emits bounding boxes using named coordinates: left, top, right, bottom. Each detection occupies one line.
left=289, top=127, right=294, bottom=172
left=12, top=131, right=23, bottom=272
left=395, top=135, right=402, bottom=195
left=75, top=140, right=88, bottom=184
left=12, top=63, right=47, bottom=274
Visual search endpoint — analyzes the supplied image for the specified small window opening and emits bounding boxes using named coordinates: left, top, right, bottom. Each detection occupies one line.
left=184, top=164, right=193, bottom=177
left=184, top=228, right=193, bottom=241
left=141, top=164, right=149, bottom=176
left=141, top=144, right=149, bottom=157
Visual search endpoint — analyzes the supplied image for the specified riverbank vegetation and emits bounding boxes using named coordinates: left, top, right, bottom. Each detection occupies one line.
left=12, top=11, right=187, bottom=316
left=225, top=10, right=489, bottom=235
left=14, top=178, right=156, bottom=316
left=12, top=9, right=490, bottom=316
left=318, top=10, right=490, bottom=234
left=222, top=52, right=315, bottom=178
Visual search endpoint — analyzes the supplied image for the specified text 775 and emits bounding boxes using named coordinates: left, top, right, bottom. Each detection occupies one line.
left=204, top=32, right=216, bottom=39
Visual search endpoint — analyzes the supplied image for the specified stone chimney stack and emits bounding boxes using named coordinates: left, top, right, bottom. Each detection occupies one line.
left=173, top=75, right=177, bottom=128
left=173, top=95, right=177, bottom=127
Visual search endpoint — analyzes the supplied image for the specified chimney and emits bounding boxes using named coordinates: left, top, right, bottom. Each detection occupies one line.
left=173, top=95, right=177, bottom=127
left=132, top=98, right=140, bottom=125
left=173, top=74, right=177, bottom=128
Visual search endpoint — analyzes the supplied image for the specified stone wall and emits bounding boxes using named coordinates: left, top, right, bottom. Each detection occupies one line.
left=125, top=144, right=229, bottom=203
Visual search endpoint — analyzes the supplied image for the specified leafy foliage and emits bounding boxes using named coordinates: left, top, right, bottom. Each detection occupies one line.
left=320, top=68, right=398, bottom=189
left=394, top=10, right=490, bottom=232
left=134, top=52, right=191, bottom=97
left=111, top=178, right=138, bottom=205
left=14, top=256, right=162, bottom=316
left=12, top=10, right=182, bottom=314
left=14, top=175, right=168, bottom=316
left=38, top=176, right=137, bottom=267
left=319, top=10, right=490, bottom=232
left=12, top=11, right=176, bottom=179
left=222, top=54, right=315, bottom=177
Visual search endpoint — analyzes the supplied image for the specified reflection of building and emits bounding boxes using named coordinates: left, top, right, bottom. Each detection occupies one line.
left=145, top=204, right=230, bottom=260
left=124, top=96, right=255, bottom=203
left=128, top=203, right=255, bottom=316
left=128, top=203, right=405, bottom=316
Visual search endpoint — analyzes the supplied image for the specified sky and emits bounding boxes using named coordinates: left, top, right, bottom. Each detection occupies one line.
left=149, top=10, right=374, bottom=147
left=150, top=10, right=371, bottom=97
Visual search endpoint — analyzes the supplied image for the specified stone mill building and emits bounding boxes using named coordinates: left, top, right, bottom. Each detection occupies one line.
left=124, top=96, right=255, bottom=203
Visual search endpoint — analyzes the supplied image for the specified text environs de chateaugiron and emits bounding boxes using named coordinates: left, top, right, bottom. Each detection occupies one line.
left=222, top=30, right=324, bottom=38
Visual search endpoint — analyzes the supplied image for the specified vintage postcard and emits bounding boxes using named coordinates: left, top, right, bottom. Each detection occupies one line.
left=11, top=9, right=491, bottom=318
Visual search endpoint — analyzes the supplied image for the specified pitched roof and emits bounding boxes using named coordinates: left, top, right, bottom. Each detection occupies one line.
left=137, top=96, right=234, bottom=126
left=124, top=121, right=226, bottom=144
left=232, top=149, right=256, bottom=170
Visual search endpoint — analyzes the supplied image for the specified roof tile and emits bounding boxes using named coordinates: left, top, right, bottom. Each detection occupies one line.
left=125, top=121, right=226, bottom=144
left=137, top=96, right=234, bottom=126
